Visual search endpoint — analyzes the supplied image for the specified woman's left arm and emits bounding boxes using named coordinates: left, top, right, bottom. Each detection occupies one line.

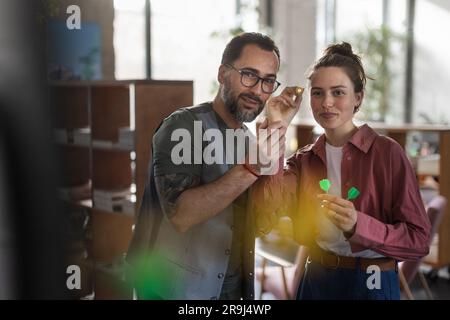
left=346, top=142, right=431, bottom=261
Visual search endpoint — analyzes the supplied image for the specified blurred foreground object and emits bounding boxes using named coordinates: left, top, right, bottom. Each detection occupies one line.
left=0, top=0, right=66, bottom=299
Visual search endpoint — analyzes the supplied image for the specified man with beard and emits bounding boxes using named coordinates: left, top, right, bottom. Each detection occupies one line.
left=127, top=32, right=302, bottom=299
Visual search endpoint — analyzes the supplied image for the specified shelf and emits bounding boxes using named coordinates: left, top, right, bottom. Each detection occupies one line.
left=54, top=128, right=91, bottom=145
left=134, top=82, right=194, bottom=209
left=56, top=145, right=91, bottom=187
left=92, top=140, right=133, bottom=152
left=93, top=186, right=136, bottom=216
left=93, top=267, right=132, bottom=300
left=66, top=251, right=95, bottom=299
left=91, top=208, right=134, bottom=263
left=91, top=86, right=130, bottom=142
left=51, top=86, right=89, bottom=129
left=55, top=142, right=90, bottom=148
left=92, top=149, right=132, bottom=190
left=92, top=201, right=135, bottom=217
left=66, top=199, right=93, bottom=209
left=416, top=154, right=440, bottom=176
left=51, top=79, right=193, bottom=299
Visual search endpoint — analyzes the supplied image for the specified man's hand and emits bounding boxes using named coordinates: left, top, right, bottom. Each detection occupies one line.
left=266, top=86, right=303, bottom=126
left=317, top=194, right=357, bottom=234
left=247, top=119, right=286, bottom=176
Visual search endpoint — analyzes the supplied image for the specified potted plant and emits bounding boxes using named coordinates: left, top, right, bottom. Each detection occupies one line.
left=342, top=25, right=405, bottom=122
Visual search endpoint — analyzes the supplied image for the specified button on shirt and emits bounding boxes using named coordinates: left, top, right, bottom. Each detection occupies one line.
left=316, top=143, right=344, bottom=247
left=253, top=124, right=431, bottom=261
left=316, top=143, right=384, bottom=258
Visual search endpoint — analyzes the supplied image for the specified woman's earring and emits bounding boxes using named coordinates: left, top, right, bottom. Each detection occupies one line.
left=354, top=105, right=360, bottom=113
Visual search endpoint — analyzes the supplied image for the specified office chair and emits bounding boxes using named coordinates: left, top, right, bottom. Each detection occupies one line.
left=398, top=195, right=447, bottom=300
left=256, top=242, right=308, bottom=300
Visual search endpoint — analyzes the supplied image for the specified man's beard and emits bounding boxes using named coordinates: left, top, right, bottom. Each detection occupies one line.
left=221, top=82, right=265, bottom=123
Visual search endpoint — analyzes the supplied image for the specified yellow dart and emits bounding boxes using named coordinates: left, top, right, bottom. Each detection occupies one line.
left=295, top=86, right=304, bottom=96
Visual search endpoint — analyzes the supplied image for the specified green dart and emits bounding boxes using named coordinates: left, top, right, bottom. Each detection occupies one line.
left=347, top=187, right=360, bottom=200
left=319, top=179, right=331, bottom=193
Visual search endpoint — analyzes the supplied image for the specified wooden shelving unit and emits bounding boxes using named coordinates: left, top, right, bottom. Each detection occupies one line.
left=51, top=79, right=193, bottom=299
left=294, top=121, right=450, bottom=267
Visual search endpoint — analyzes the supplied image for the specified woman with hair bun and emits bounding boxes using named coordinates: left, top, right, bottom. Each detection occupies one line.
left=254, top=42, right=431, bottom=299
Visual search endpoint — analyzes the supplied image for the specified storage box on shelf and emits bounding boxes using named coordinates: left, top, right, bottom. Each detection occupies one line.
left=294, top=121, right=450, bottom=268
left=50, top=80, right=193, bottom=299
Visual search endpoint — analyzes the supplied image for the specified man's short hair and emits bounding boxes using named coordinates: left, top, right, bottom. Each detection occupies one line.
left=221, top=32, right=280, bottom=67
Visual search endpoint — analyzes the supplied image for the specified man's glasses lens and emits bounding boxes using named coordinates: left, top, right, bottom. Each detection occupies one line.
left=227, top=64, right=280, bottom=94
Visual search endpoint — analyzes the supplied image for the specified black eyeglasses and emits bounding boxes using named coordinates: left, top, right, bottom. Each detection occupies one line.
left=225, top=63, right=281, bottom=94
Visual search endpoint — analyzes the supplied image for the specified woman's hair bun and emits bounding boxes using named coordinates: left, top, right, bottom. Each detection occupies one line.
left=323, top=42, right=354, bottom=58
left=308, top=41, right=367, bottom=93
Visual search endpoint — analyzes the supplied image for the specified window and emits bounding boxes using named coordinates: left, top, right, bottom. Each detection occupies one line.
left=114, top=0, right=146, bottom=80
left=413, top=0, right=450, bottom=124
left=151, top=0, right=259, bottom=104
left=333, top=0, right=407, bottom=123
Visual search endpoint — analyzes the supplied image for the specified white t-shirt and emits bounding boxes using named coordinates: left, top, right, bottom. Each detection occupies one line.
left=316, top=142, right=384, bottom=258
